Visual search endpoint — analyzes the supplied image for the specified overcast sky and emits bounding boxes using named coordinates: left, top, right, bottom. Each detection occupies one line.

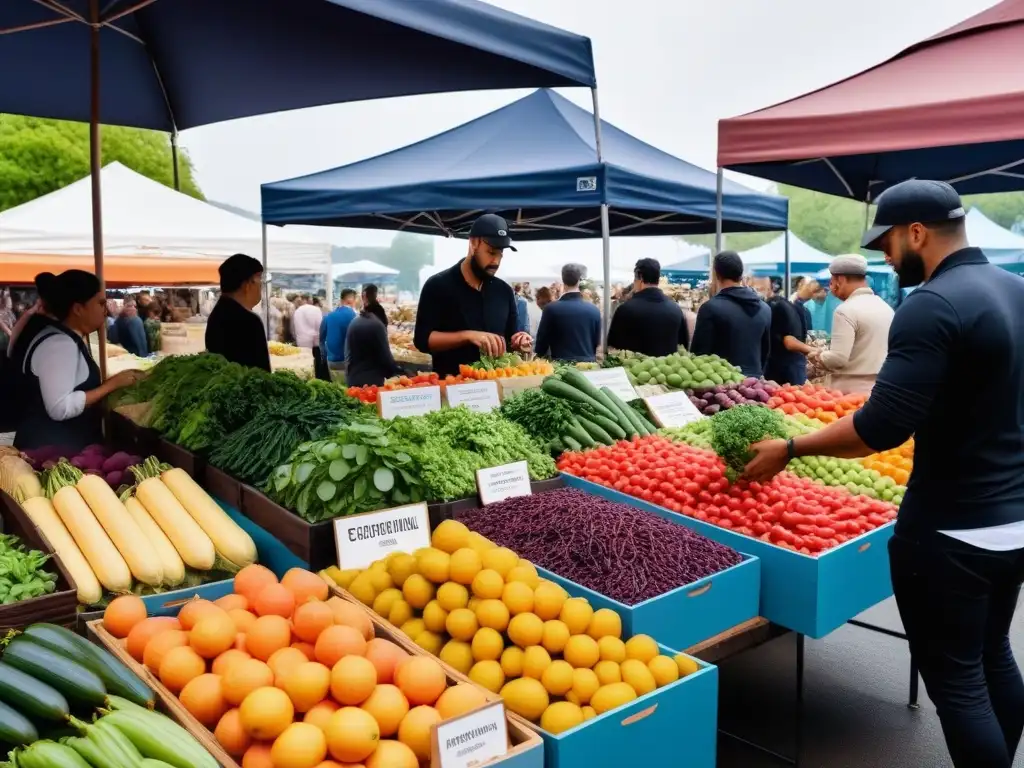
left=178, top=0, right=997, bottom=264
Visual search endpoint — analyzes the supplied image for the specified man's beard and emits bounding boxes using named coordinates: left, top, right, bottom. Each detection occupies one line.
left=470, top=251, right=497, bottom=282
left=895, top=248, right=926, bottom=288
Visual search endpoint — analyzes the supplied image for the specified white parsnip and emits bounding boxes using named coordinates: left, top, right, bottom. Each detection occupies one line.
left=20, top=496, right=103, bottom=604
left=125, top=496, right=185, bottom=587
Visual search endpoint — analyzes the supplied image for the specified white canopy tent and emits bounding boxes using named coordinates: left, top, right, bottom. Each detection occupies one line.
left=0, top=162, right=334, bottom=301
left=965, top=207, right=1024, bottom=261
left=332, top=260, right=400, bottom=281
left=739, top=232, right=833, bottom=271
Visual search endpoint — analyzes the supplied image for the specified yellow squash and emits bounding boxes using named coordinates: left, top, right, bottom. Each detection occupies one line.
left=125, top=496, right=186, bottom=587
left=160, top=468, right=256, bottom=568
left=51, top=485, right=132, bottom=593
left=20, top=496, right=103, bottom=605
left=135, top=476, right=216, bottom=571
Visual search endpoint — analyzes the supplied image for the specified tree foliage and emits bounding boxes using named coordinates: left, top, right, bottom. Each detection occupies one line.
left=0, top=114, right=202, bottom=212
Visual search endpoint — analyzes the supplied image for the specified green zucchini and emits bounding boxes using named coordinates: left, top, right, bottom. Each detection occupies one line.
left=584, top=411, right=627, bottom=440
left=602, top=386, right=651, bottom=436
left=0, top=660, right=69, bottom=722
left=547, top=437, right=565, bottom=455
left=13, top=740, right=91, bottom=768
left=576, top=415, right=614, bottom=445
left=2, top=638, right=106, bottom=707
left=540, top=377, right=617, bottom=421
left=563, top=435, right=583, bottom=452
left=565, top=418, right=596, bottom=448
left=141, top=761, right=179, bottom=768
left=561, top=369, right=621, bottom=416
left=61, top=735, right=117, bottom=768
left=98, top=710, right=217, bottom=768
left=0, top=698, right=38, bottom=746
left=23, top=624, right=155, bottom=707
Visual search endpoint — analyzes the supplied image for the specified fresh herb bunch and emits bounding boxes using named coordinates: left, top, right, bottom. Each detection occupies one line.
left=471, top=353, right=523, bottom=371
left=499, top=389, right=577, bottom=444
left=0, top=533, right=57, bottom=604
left=659, top=418, right=713, bottom=450
left=709, top=404, right=787, bottom=481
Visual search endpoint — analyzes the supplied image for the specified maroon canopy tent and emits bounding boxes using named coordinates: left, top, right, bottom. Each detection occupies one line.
left=716, top=0, right=1024, bottom=201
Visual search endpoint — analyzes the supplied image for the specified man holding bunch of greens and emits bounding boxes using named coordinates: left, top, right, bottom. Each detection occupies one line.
left=743, top=180, right=1024, bottom=768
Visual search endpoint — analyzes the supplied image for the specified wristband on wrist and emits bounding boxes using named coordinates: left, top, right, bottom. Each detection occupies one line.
left=786, top=438, right=796, bottom=460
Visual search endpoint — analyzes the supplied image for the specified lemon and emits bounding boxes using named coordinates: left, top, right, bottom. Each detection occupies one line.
left=675, top=653, right=700, bottom=678
left=501, top=581, right=534, bottom=616
left=593, top=660, right=622, bottom=686
left=439, top=640, right=474, bottom=675
left=481, top=547, right=519, bottom=578
left=587, top=608, right=622, bottom=640
left=563, top=635, right=600, bottom=669
left=467, top=597, right=481, bottom=612
left=648, top=655, right=680, bottom=688
left=448, top=548, right=483, bottom=585
left=416, top=549, right=451, bottom=584
left=540, top=660, right=574, bottom=696
left=469, top=660, right=505, bottom=693
left=507, top=613, right=544, bottom=648
left=620, top=659, right=656, bottom=696
left=415, top=630, right=444, bottom=655
left=571, top=668, right=600, bottom=705
left=467, top=531, right=496, bottom=553
left=368, top=568, right=394, bottom=592
left=597, top=636, right=627, bottom=663
left=590, top=682, right=637, bottom=715
left=422, top=600, right=449, bottom=633
left=401, top=618, right=426, bottom=638
left=500, top=646, right=525, bottom=678
left=471, top=569, right=504, bottom=600
left=475, top=599, right=510, bottom=632
left=436, top=581, right=469, bottom=612
left=402, top=574, right=435, bottom=610
left=624, top=635, right=659, bottom=664
left=330, top=568, right=360, bottom=589
left=559, top=598, right=594, bottom=635
left=532, top=582, right=567, bottom=621
left=445, top=608, right=479, bottom=641
left=431, top=519, right=470, bottom=553
left=541, top=620, right=570, bottom=655
left=540, top=701, right=584, bottom=735
left=386, top=553, right=418, bottom=588
left=506, top=562, right=540, bottom=588
left=582, top=705, right=597, bottom=721
left=388, top=598, right=414, bottom=627
left=500, top=678, right=549, bottom=722
left=372, top=587, right=403, bottom=618
left=522, top=646, right=552, bottom=680
left=347, top=572, right=377, bottom=606
left=471, top=627, right=505, bottom=662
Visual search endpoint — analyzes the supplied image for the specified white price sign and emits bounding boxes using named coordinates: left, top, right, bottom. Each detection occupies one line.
left=475, top=461, right=532, bottom=506
left=432, top=700, right=509, bottom=768
left=334, top=503, right=431, bottom=570
left=644, top=391, right=705, bottom=428
left=445, top=381, right=500, bottom=413
left=378, top=386, right=442, bottom=419
left=581, top=367, right=637, bottom=402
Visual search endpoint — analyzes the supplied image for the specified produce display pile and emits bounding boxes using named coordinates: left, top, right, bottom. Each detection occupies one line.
left=453, top=488, right=742, bottom=604
left=267, top=341, right=301, bottom=357
left=324, top=520, right=701, bottom=734
left=0, top=534, right=56, bottom=606
left=622, top=352, right=744, bottom=390
left=346, top=372, right=442, bottom=405
left=766, top=383, right=866, bottom=423
left=558, top=435, right=898, bottom=555
left=0, top=621, right=217, bottom=767
left=456, top=355, right=553, bottom=379
left=107, top=566, right=507, bottom=767
left=23, top=445, right=142, bottom=491
left=686, top=377, right=778, bottom=416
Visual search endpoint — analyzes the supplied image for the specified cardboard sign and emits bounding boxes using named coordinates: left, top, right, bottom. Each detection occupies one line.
left=644, top=391, right=705, bottom=428
left=445, top=381, right=501, bottom=413
left=431, top=700, right=509, bottom=768
left=378, top=386, right=442, bottom=419
left=476, top=461, right=532, bottom=506
left=581, top=367, right=637, bottom=402
left=334, top=503, right=430, bottom=570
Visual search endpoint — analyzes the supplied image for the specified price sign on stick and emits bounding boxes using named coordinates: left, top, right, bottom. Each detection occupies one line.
left=432, top=700, right=510, bottom=768
left=476, top=461, right=532, bottom=505
left=581, top=367, right=637, bottom=402
left=445, top=381, right=500, bottom=413
left=378, top=386, right=442, bottom=419
left=644, top=391, right=705, bottom=428
left=334, top=503, right=430, bottom=570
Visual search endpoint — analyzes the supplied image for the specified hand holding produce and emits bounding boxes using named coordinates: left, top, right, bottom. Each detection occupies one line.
left=709, top=405, right=788, bottom=481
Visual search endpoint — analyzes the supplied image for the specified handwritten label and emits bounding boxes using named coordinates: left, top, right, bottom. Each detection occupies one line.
left=378, top=386, right=442, bottom=419
left=334, top=503, right=431, bottom=570
left=476, top=461, right=532, bottom=506
left=432, top=700, right=509, bottom=768
left=644, top=391, right=705, bottom=428
left=581, top=367, right=636, bottom=402
left=446, top=381, right=500, bottom=413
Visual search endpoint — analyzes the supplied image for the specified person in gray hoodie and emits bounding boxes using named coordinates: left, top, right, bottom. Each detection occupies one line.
left=690, top=251, right=771, bottom=377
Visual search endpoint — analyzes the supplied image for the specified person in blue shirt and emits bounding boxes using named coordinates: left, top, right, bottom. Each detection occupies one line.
left=319, top=289, right=358, bottom=377
left=534, top=264, right=601, bottom=362
left=513, top=283, right=530, bottom=335
left=113, top=300, right=148, bottom=357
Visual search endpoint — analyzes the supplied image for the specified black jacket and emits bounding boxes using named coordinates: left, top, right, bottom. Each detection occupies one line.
left=346, top=313, right=400, bottom=387
left=205, top=297, right=271, bottom=372
left=690, top=286, right=771, bottom=377
left=535, top=293, right=601, bottom=362
left=607, top=288, right=688, bottom=357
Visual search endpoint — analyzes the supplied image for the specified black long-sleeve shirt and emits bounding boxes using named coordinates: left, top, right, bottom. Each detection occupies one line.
left=205, top=297, right=271, bottom=372
left=606, top=288, right=689, bottom=357
left=346, top=313, right=401, bottom=387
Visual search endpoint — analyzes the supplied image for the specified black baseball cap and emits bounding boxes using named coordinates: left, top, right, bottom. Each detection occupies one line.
left=469, top=214, right=517, bottom=252
left=862, top=179, right=966, bottom=250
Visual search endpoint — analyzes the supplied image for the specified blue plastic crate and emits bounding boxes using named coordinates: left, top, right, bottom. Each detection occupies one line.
left=563, top=475, right=894, bottom=639
left=534, top=646, right=717, bottom=768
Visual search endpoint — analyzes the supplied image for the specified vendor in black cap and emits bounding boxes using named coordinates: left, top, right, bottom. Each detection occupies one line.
left=742, top=179, right=1024, bottom=768
left=414, top=214, right=532, bottom=377
left=205, top=253, right=271, bottom=372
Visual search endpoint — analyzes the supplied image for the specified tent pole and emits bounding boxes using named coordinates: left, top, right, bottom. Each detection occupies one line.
left=261, top=222, right=270, bottom=338
left=784, top=231, right=791, bottom=298
left=89, top=0, right=107, bottom=379
left=711, top=168, right=723, bottom=297
left=170, top=131, right=180, bottom=191
left=591, top=87, right=611, bottom=354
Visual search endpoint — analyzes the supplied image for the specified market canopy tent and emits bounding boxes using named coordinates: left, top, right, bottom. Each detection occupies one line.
left=717, top=0, right=1024, bottom=200
left=332, top=260, right=400, bottom=282
left=0, top=163, right=333, bottom=278
left=0, top=253, right=221, bottom=286
left=738, top=232, right=833, bottom=273
left=261, top=89, right=789, bottom=237
left=965, top=207, right=1024, bottom=261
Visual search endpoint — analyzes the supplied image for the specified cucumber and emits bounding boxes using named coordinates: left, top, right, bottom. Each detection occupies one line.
left=0, top=699, right=38, bottom=746
left=576, top=415, right=614, bottom=446
left=584, top=411, right=626, bottom=440
left=61, top=735, right=116, bottom=768
left=99, top=710, right=217, bottom=768
left=0, top=660, right=69, bottom=722
left=2, top=638, right=107, bottom=707
left=141, top=761, right=178, bottom=768
left=23, top=624, right=155, bottom=707
left=565, top=418, right=595, bottom=449
left=601, top=386, right=651, bottom=436
left=540, top=377, right=617, bottom=421
left=560, top=369, right=620, bottom=416
left=562, top=435, right=582, bottom=452
left=13, top=740, right=92, bottom=768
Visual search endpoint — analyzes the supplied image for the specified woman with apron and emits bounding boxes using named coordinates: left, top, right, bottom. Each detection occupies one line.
left=13, top=271, right=142, bottom=453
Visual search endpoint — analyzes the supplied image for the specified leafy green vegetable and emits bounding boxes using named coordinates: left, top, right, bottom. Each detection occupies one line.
left=499, top=389, right=577, bottom=445
left=471, top=353, right=523, bottom=371
left=0, top=533, right=57, bottom=605
left=709, top=404, right=787, bottom=481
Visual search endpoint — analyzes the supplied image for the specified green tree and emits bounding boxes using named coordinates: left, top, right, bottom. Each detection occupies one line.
left=0, top=114, right=201, bottom=212
left=963, top=192, right=1024, bottom=230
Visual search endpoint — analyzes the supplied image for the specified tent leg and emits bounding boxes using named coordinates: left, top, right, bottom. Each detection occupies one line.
left=600, top=203, right=612, bottom=355
left=89, top=0, right=107, bottom=379
left=784, top=231, right=791, bottom=297
left=261, top=222, right=270, bottom=339
left=711, top=168, right=723, bottom=297
left=171, top=131, right=180, bottom=191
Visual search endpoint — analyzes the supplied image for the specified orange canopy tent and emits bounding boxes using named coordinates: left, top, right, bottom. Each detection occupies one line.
left=1, top=252, right=222, bottom=287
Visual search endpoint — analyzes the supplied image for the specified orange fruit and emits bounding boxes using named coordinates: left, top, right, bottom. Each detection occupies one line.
left=227, top=609, right=257, bottom=633
left=234, top=564, right=278, bottom=605
left=268, top=646, right=309, bottom=685
left=303, top=700, right=340, bottom=732
left=366, top=740, right=417, bottom=768
left=292, top=642, right=316, bottom=661
left=127, top=616, right=180, bottom=662
left=212, top=648, right=251, bottom=677
left=190, top=611, right=238, bottom=659
left=241, top=742, right=274, bottom=768
left=397, top=705, right=441, bottom=761
left=103, top=595, right=147, bottom=639
left=326, top=598, right=374, bottom=641
left=253, top=583, right=296, bottom=619
left=143, top=629, right=189, bottom=672
left=395, top=656, right=446, bottom=707
left=235, top=633, right=248, bottom=652
left=282, top=568, right=329, bottom=605
left=159, top=645, right=206, bottom=693
left=330, top=655, right=377, bottom=706
left=239, top=686, right=294, bottom=740
left=435, top=683, right=487, bottom=720
left=223, top=659, right=275, bottom=706
left=178, top=599, right=226, bottom=631
left=364, top=639, right=409, bottom=685
left=214, top=708, right=252, bottom=757
left=293, top=601, right=335, bottom=644
left=179, top=673, right=227, bottom=727
left=271, top=722, right=328, bottom=768
left=325, top=707, right=380, bottom=763
left=315, top=625, right=367, bottom=668
left=246, top=615, right=292, bottom=661
left=360, top=684, right=409, bottom=737
left=215, top=593, right=249, bottom=612
left=280, top=662, right=331, bottom=713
